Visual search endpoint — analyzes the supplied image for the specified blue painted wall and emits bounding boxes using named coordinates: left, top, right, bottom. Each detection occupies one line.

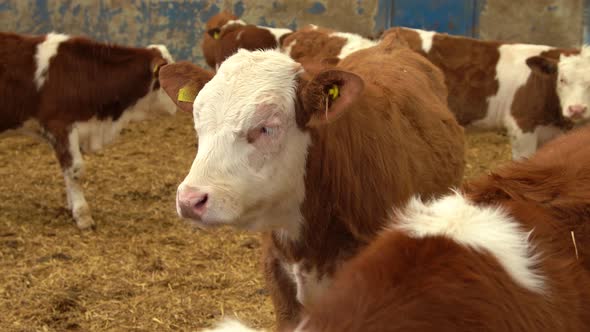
left=390, top=0, right=484, bottom=37
left=0, top=0, right=381, bottom=66
left=0, top=0, right=582, bottom=65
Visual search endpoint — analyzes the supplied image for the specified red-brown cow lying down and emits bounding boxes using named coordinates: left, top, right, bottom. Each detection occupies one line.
left=204, top=123, right=590, bottom=332
left=281, top=24, right=377, bottom=73
left=201, top=12, right=292, bottom=69
left=161, top=34, right=465, bottom=329
left=383, top=27, right=581, bottom=160
left=0, top=32, right=176, bottom=229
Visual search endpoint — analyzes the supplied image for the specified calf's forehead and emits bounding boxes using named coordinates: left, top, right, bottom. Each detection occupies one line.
left=560, top=55, right=590, bottom=78
left=195, top=50, right=301, bottom=125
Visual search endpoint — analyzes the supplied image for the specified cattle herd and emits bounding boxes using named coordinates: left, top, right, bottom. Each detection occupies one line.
left=2, top=9, right=590, bottom=332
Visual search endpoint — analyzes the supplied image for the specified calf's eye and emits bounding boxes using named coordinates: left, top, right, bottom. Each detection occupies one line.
left=261, top=127, right=275, bottom=135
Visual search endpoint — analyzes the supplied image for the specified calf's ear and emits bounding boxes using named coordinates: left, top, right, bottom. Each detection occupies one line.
left=159, top=61, right=214, bottom=112
left=300, top=69, right=364, bottom=127
left=526, top=56, right=558, bottom=76
left=207, top=28, right=222, bottom=40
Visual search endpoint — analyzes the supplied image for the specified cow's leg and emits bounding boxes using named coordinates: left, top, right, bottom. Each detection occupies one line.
left=47, top=125, right=94, bottom=229
left=536, top=124, right=565, bottom=148
left=506, top=117, right=538, bottom=160
left=510, top=131, right=538, bottom=160
left=262, top=237, right=302, bottom=331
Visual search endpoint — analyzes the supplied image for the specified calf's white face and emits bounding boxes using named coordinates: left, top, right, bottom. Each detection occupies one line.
left=182, top=50, right=309, bottom=230
left=159, top=50, right=363, bottom=232
left=556, top=49, right=590, bottom=122
left=527, top=48, right=590, bottom=123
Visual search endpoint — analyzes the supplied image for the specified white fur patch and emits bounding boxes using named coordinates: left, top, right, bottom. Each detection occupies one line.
left=259, top=26, right=292, bottom=43
left=330, top=32, right=377, bottom=59
left=414, top=28, right=436, bottom=53
left=282, top=262, right=331, bottom=308
left=221, top=19, right=247, bottom=29
left=394, top=193, right=544, bottom=293
left=34, top=32, right=70, bottom=90
left=147, top=44, right=175, bottom=63
left=282, top=39, right=297, bottom=57
left=201, top=318, right=265, bottom=332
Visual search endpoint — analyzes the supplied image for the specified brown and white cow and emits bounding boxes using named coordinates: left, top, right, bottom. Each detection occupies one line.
left=0, top=31, right=177, bottom=229
left=281, top=24, right=377, bottom=73
left=383, top=27, right=580, bottom=159
left=202, top=11, right=239, bottom=68
left=201, top=12, right=292, bottom=70
left=160, top=34, right=465, bottom=329
left=205, top=123, right=590, bottom=332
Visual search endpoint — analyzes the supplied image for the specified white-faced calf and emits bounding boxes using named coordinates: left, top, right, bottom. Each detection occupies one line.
left=161, top=35, right=465, bottom=329
left=527, top=46, right=590, bottom=123
left=0, top=32, right=176, bottom=229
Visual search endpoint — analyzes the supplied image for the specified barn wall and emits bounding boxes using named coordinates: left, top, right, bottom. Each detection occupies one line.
left=0, top=0, right=379, bottom=66
left=0, top=0, right=585, bottom=66
left=479, top=0, right=584, bottom=48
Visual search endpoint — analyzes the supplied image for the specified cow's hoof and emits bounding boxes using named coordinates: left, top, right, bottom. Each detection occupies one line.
left=74, top=206, right=95, bottom=230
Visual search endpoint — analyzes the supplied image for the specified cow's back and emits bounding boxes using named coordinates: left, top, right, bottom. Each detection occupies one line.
left=0, top=32, right=43, bottom=131
left=386, top=27, right=504, bottom=126
left=37, top=36, right=156, bottom=124
left=338, top=43, right=465, bottom=198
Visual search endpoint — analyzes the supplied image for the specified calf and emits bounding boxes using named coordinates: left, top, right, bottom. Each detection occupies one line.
left=0, top=32, right=176, bottom=229
left=383, top=27, right=580, bottom=159
left=527, top=46, right=590, bottom=123
left=281, top=24, right=377, bottom=72
left=202, top=12, right=292, bottom=69
left=201, top=11, right=239, bottom=68
left=205, top=124, right=590, bottom=332
left=161, top=34, right=465, bottom=329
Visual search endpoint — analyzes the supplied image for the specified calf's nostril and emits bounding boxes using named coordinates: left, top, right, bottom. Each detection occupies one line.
left=195, top=194, right=208, bottom=209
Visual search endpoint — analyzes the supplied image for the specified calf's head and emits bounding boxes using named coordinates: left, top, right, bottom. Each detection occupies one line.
left=159, top=50, right=363, bottom=231
left=527, top=47, right=590, bottom=122
left=141, top=44, right=179, bottom=116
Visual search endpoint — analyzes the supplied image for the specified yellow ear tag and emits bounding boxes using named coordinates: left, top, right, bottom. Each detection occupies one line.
left=153, top=64, right=160, bottom=74
left=328, top=84, right=339, bottom=100
left=178, top=85, right=198, bottom=103
left=213, top=31, right=220, bottom=39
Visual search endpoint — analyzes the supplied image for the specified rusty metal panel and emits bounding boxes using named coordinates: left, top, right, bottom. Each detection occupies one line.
left=0, top=0, right=383, bottom=66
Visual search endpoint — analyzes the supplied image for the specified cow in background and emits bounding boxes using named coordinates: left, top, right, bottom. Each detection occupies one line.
left=201, top=12, right=292, bottom=69
left=0, top=32, right=177, bottom=229
left=527, top=46, right=590, bottom=123
left=281, top=24, right=377, bottom=73
left=383, top=27, right=580, bottom=159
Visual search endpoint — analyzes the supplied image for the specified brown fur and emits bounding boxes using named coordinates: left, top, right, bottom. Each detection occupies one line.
left=264, top=39, right=466, bottom=329
left=384, top=27, right=502, bottom=125
left=0, top=31, right=170, bottom=226
left=202, top=12, right=291, bottom=69
left=212, top=24, right=280, bottom=67
left=201, top=11, right=238, bottom=68
left=300, top=124, right=590, bottom=332
left=159, top=61, right=214, bottom=113
left=281, top=27, right=347, bottom=72
left=159, top=41, right=465, bottom=329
